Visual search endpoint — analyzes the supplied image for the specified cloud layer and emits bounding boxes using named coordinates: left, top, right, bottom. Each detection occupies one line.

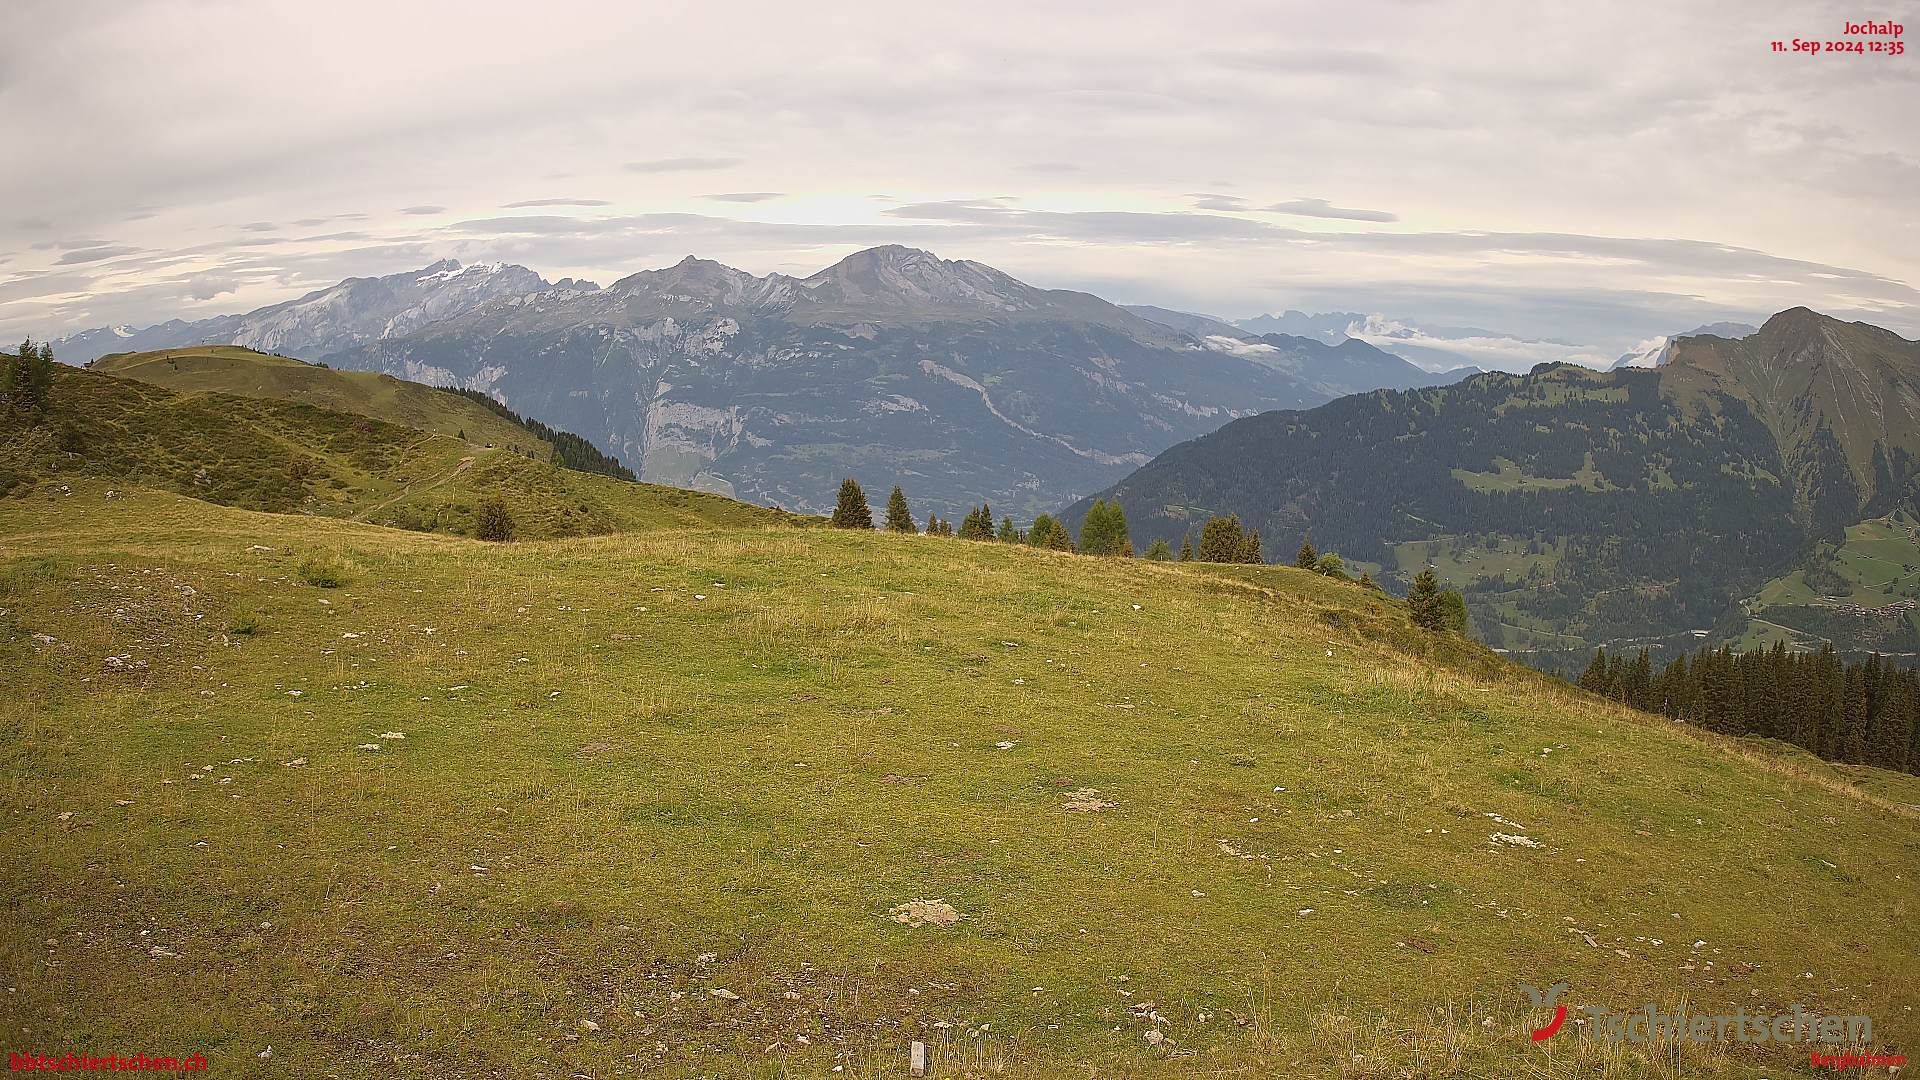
left=1, top=0, right=1914, bottom=359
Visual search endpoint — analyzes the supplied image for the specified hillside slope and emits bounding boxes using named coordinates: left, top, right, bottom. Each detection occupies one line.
left=1663, top=309, right=1920, bottom=529
left=1, top=483, right=1914, bottom=1077
left=90, top=346, right=546, bottom=453
left=1065, top=310, right=1920, bottom=664
left=0, top=365, right=792, bottom=539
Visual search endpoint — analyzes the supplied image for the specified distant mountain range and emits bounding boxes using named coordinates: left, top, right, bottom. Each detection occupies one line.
left=1606, top=322, right=1759, bottom=370
left=1066, top=309, right=1920, bottom=667
left=58, top=247, right=1470, bottom=516
left=1128, top=305, right=1672, bottom=375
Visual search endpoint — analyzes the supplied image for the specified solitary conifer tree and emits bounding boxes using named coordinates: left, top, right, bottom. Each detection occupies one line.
left=831, top=478, right=873, bottom=529
left=958, top=504, right=995, bottom=541
left=997, top=516, right=1017, bottom=543
left=1295, top=537, right=1318, bottom=569
left=1237, top=529, right=1263, bottom=564
left=1079, top=500, right=1132, bottom=556
left=884, top=486, right=915, bottom=532
left=1407, top=567, right=1444, bottom=630
left=1198, top=515, right=1246, bottom=562
left=1178, top=534, right=1193, bottom=561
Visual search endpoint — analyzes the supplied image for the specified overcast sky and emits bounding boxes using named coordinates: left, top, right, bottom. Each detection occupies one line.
left=2, top=0, right=1916, bottom=359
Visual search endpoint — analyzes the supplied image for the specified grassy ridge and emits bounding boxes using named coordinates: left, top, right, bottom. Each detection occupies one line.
left=92, top=346, right=546, bottom=455
left=0, top=366, right=794, bottom=539
left=2, top=482, right=1915, bottom=1077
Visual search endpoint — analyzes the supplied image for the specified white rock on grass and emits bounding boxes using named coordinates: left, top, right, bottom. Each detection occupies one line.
left=1490, top=833, right=1543, bottom=849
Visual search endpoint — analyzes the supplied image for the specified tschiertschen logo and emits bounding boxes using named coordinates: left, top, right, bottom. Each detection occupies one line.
left=1518, top=981, right=1570, bottom=1041
left=1518, top=979, right=1901, bottom=1064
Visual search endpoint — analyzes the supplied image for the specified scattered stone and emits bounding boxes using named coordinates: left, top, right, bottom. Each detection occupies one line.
left=579, top=1019, right=600, bottom=1033
left=357, top=743, right=382, bottom=751
left=709, top=988, right=740, bottom=1001
left=1062, top=788, right=1114, bottom=812
left=889, top=899, right=962, bottom=928
left=1490, top=833, right=1542, bottom=848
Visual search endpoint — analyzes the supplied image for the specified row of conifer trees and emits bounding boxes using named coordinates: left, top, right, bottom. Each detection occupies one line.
left=827, top=478, right=1465, bottom=635
left=829, top=477, right=1268, bottom=561
left=1579, top=642, right=1920, bottom=774
left=829, top=477, right=1137, bottom=554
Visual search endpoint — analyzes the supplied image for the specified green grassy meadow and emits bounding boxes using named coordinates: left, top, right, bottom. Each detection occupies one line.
left=4, top=480, right=1917, bottom=1078
left=91, top=347, right=545, bottom=455
left=0, top=366, right=794, bottom=541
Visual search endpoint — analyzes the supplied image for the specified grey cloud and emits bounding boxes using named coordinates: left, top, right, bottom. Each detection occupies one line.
left=57, top=245, right=142, bottom=264
left=398, top=205, right=446, bottom=215
left=502, top=198, right=612, bottom=208
left=623, top=157, right=742, bottom=173
left=1263, top=198, right=1398, bottom=223
left=700, top=192, right=785, bottom=203
left=1187, top=193, right=1249, bottom=211
left=187, top=273, right=238, bottom=300
left=240, top=221, right=277, bottom=232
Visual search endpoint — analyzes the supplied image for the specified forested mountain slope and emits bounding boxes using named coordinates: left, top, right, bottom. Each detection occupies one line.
left=1067, top=310, right=1920, bottom=664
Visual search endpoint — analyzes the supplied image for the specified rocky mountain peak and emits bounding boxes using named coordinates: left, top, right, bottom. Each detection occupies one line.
left=799, top=245, right=1038, bottom=311
left=611, top=256, right=794, bottom=312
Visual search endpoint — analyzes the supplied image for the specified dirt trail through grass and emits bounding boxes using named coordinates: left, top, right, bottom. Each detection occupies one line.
left=356, top=441, right=475, bottom=519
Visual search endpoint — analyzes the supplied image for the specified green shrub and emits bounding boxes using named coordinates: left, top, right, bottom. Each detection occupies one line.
left=298, top=554, right=350, bottom=588
left=226, top=603, right=261, bottom=635
left=475, top=496, right=515, bottom=542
